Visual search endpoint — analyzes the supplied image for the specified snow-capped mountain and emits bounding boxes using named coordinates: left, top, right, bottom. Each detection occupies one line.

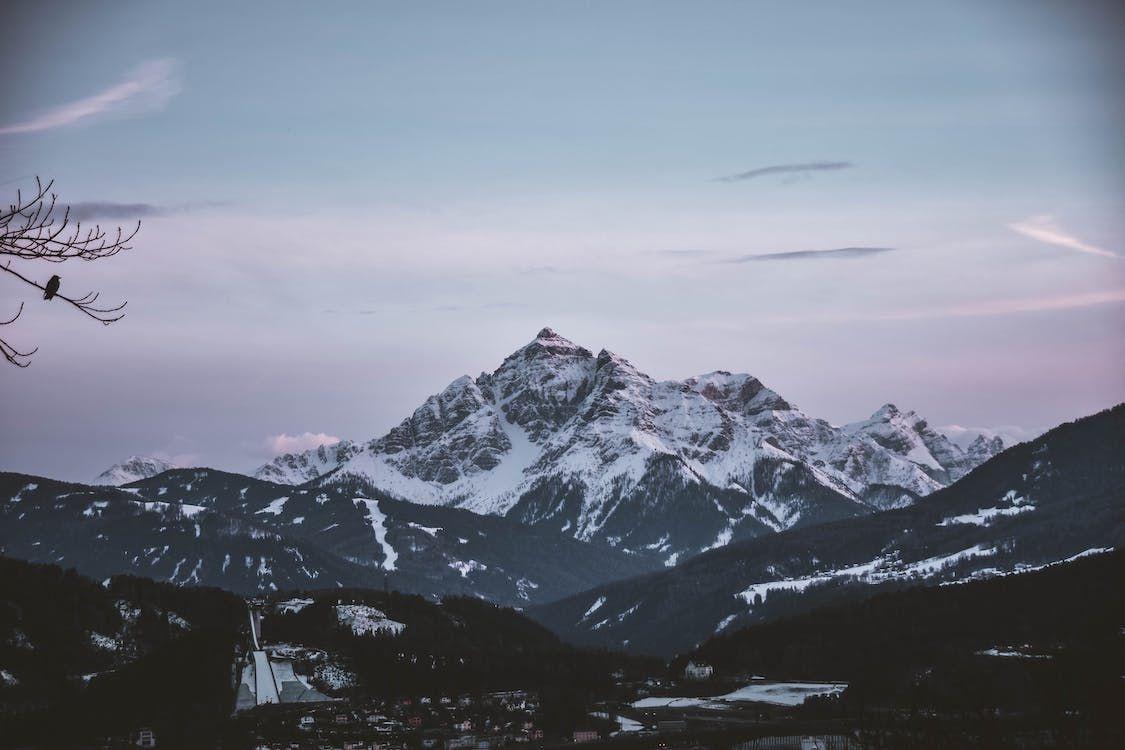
left=254, top=440, right=360, bottom=484
left=264, top=328, right=1007, bottom=561
left=92, top=455, right=175, bottom=486
left=938, top=424, right=1031, bottom=452
left=529, top=403, right=1124, bottom=655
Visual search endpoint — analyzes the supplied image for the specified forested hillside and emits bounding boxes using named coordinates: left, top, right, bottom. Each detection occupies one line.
left=0, top=556, right=246, bottom=748
left=686, top=551, right=1123, bottom=743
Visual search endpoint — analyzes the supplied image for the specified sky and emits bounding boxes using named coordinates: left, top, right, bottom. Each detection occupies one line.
left=1, top=1, right=1123, bottom=481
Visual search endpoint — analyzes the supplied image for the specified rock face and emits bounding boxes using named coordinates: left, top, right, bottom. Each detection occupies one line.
left=93, top=456, right=175, bottom=486
left=261, top=328, right=1006, bottom=562
left=254, top=441, right=360, bottom=484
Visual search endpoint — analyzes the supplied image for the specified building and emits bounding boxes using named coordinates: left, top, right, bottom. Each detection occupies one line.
left=573, top=730, right=599, bottom=743
left=135, top=728, right=157, bottom=748
left=657, top=719, right=687, bottom=733
left=683, top=660, right=713, bottom=680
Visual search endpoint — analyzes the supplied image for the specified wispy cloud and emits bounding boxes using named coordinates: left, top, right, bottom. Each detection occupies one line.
left=714, top=161, right=853, bottom=183
left=646, top=249, right=716, bottom=258
left=64, top=199, right=226, bottom=222
left=263, top=432, right=340, bottom=457
left=65, top=202, right=166, bottom=221
left=1008, top=215, right=1117, bottom=258
left=726, top=246, right=893, bottom=263
left=0, top=58, right=179, bottom=136
left=767, top=288, right=1125, bottom=324
left=516, top=265, right=563, bottom=275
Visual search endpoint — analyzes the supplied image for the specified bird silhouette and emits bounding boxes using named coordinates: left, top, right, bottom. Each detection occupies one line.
left=43, top=275, right=60, bottom=301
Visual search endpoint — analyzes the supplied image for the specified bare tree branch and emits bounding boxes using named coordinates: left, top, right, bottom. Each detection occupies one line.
left=0, top=261, right=127, bottom=324
left=0, top=177, right=138, bottom=366
left=0, top=303, right=36, bottom=367
left=0, top=178, right=140, bottom=262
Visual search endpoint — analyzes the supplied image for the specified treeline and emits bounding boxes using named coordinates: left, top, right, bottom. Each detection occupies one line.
left=688, top=551, right=1123, bottom=723
left=0, top=556, right=245, bottom=749
left=263, top=588, right=659, bottom=730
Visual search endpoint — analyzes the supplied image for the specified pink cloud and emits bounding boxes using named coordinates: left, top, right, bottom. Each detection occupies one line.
left=1008, top=215, right=1117, bottom=259
left=263, top=432, right=341, bottom=457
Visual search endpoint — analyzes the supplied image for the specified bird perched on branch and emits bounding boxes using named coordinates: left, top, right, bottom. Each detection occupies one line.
left=43, top=275, right=60, bottom=301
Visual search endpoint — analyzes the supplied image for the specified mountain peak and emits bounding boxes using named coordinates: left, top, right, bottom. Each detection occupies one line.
left=93, top=455, right=175, bottom=486
left=514, top=327, right=590, bottom=360
left=873, top=403, right=901, bottom=419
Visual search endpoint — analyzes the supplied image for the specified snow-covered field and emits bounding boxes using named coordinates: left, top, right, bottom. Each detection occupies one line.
left=632, top=681, right=847, bottom=709
left=277, top=597, right=314, bottom=614
left=976, top=647, right=1052, bottom=660
left=938, top=491, right=1035, bottom=527
left=716, top=682, right=847, bottom=706
left=335, top=604, right=406, bottom=636
left=737, top=544, right=998, bottom=610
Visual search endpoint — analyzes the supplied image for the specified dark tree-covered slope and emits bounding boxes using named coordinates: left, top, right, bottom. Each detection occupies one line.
left=0, top=469, right=658, bottom=606
left=0, top=556, right=246, bottom=749
left=259, top=588, right=657, bottom=702
left=687, top=550, right=1123, bottom=741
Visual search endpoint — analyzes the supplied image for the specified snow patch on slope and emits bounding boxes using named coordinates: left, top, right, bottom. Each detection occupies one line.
left=354, top=498, right=397, bottom=571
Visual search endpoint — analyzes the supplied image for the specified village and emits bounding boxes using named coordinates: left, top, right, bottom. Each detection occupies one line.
left=213, top=598, right=861, bottom=750
left=236, top=688, right=574, bottom=750
left=226, top=660, right=860, bottom=750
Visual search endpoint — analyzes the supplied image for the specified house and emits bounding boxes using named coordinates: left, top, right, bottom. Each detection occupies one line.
left=657, top=720, right=687, bottom=733
left=682, top=660, right=713, bottom=680
left=573, top=730, right=599, bottom=743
